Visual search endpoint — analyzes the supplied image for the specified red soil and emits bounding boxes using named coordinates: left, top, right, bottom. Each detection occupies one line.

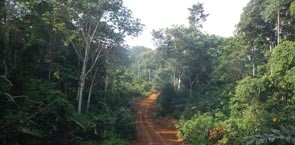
left=130, top=92, right=188, bottom=145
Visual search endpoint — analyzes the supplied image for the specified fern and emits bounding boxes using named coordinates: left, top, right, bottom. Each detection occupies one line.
left=247, top=125, right=295, bottom=145
left=18, top=126, right=44, bottom=145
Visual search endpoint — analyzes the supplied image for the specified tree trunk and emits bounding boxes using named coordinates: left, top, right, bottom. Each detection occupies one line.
left=148, top=68, right=151, bottom=83
left=104, top=70, right=109, bottom=93
left=86, top=81, right=94, bottom=113
left=172, top=70, right=176, bottom=89
left=48, top=28, right=53, bottom=81
left=77, top=43, right=90, bottom=113
left=3, top=61, right=8, bottom=78
left=189, top=81, right=193, bottom=98
left=177, top=77, right=181, bottom=91
left=252, top=63, right=256, bottom=77
left=4, top=0, right=11, bottom=45
left=137, top=62, right=140, bottom=78
left=176, top=70, right=183, bottom=91
left=277, top=9, right=280, bottom=45
left=269, top=41, right=274, bottom=52
left=86, top=67, right=99, bottom=113
left=4, top=0, right=11, bottom=66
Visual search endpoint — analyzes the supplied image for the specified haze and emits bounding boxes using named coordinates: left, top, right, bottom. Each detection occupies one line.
left=124, top=0, right=250, bottom=49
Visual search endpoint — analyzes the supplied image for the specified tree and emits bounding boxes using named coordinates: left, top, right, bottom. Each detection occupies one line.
left=188, top=3, right=209, bottom=28
left=237, top=0, right=273, bottom=76
left=229, top=41, right=295, bottom=144
left=213, top=37, right=251, bottom=83
left=68, top=0, right=143, bottom=113
left=262, top=0, right=295, bottom=44
left=153, top=25, right=222, bottom=97
left=0, top=0, right=142, bottom=144
left=237, top=0, right=295, bottom=75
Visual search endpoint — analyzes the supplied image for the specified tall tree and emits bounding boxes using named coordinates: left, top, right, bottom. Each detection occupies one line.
left=188, top=3, right=209, bottom=28
left=68, top=0, right=142, bottom=113
left=237, top=0, right=273, bottom=76
left=262, top=0, right=295, bottom=44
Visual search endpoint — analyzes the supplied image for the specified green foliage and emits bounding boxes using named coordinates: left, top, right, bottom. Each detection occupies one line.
left=151, top=2, right=295, bottom=144
left=157, top=83, right=177, bottom=115
left=177, top=113, right=214, bottom=145
left=156, top=83, right=188, bottom=117
left=114, top=108, right=137, bottom=140
left=153, top=68, right=174, bottom=89
left=188, top=3, right=209, bottom=27
left=224, top=41, right=295, bottom=144
left=0, top=79, right=81, bottom=145
left=290, top=1, right=295, bottom=16
left=213, top=37, right=251, bottom=83
left=270, top=41, right=295, bottom=76
left=127, top=76, right=151, bottom=97
left=73, top=107, right=136, bottom=144
left=22, top=79, right=64, bottom=102
left=247, top=125, right=295, bottom=145
left=183, top=83, right=232, bottom=117
left=1, top=0, right=295, bottom=144
left=128, top=46, right=159, bottom=89
left=0, top=76, right=14, bottom=105
left=0, top=0, right=142, bottom=144
left=101, top=138, right=128, bottom=145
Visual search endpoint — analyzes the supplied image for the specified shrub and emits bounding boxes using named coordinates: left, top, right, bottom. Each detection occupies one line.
left=101, top=138, right=128, bottom=145
left=246, top=125, right=295, bottom=145
left=177, top=113, right=214, bottom=145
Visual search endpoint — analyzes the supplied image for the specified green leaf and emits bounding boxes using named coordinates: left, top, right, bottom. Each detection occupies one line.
left=71, top=118, right=86, bottom=131
left=0, top=92, right=15, bottom=102
left=271, top=128, right=281, bottom=135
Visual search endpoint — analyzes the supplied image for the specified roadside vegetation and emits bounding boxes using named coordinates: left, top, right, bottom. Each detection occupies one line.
left=1, top=0, right=295, bottom=145
left=146, top=1, right=295, bottom=145
left=0, top=0, right=150, bottom=144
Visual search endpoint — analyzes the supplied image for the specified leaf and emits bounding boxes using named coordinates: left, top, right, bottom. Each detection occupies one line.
left=289, top=125, right=295, bottom=135
left=267, top=134, right=276, bottom=142
left=18, top=126, right=43, bottom=145
left=18, top=127, right=44, bottom=138
left=0, top=92, right=15, bottom=102
left=71, top=118, right=86, bottom=131
left=247, top=139, right=255, bottom=145
left=279, top=126, right=290, bottom=136
left=256, top=138, right=265, bottom=145
left=0, top=75, right=13, bottom=86
left=271, top=128, right=281, bottom=135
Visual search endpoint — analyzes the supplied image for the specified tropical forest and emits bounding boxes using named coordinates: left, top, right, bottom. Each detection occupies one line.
left=0, top=0, right=295, bottom=145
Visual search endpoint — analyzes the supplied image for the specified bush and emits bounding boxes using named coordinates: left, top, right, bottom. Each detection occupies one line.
left=157, top=83, right=187, bottom=117
left=158, top=83, right=176, bottom=115
left=101, top=138, right=128, bottom=145
left=115, top=108, right=137, bottom=140
left=177, top=113, right=214, bottom=145
left=246, top=125, right=295, bottom=145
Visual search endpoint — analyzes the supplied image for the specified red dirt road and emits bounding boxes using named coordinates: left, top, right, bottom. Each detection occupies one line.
left=130, top=93, right=187, bottom=145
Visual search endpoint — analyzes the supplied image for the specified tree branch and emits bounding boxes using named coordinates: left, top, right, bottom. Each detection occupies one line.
left=70, top=39, right=83, bottom=61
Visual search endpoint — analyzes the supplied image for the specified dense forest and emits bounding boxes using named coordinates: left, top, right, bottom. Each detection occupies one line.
left=0, top=0, right=149, bottom=144
left=1, top=0, right=295, bottom=145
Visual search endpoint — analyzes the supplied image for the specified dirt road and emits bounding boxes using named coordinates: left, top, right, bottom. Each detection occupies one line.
left=130, top=92, right=186, bottom=145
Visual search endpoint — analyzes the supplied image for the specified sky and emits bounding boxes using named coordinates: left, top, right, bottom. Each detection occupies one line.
left=124, top=0, right=250, bottom=49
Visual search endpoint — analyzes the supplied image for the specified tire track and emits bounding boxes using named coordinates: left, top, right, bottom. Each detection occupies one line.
left=130, top=93, right=186, bottom=145
left=144, top=100, right=168, bottom=145
left=138, top=106, right=153, bottom=144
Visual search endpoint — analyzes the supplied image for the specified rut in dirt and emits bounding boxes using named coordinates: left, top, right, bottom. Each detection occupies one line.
left=130, top=92, right=187, bottom=145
